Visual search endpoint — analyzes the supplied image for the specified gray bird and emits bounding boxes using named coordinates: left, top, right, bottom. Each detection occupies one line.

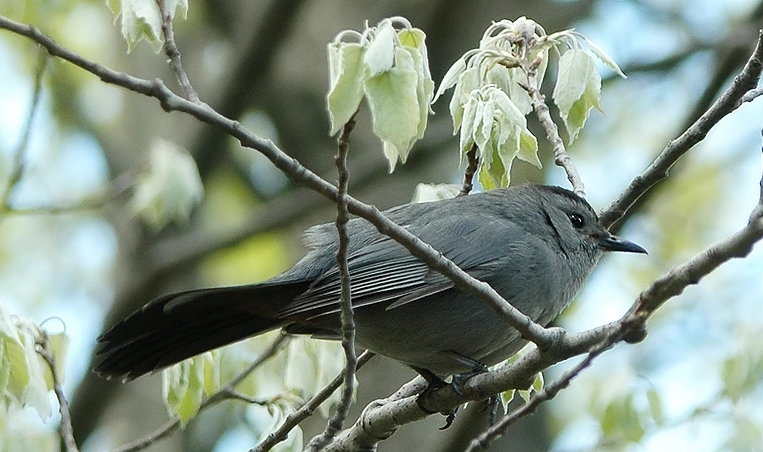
left=95, top=185, right=645, bottom=381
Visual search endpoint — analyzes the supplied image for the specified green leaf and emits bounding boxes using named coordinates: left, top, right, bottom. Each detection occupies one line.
left=162, top=356, right=211, bottom=426
left=130, top=139, right=204, bottom=230
left=449, top=66, right=480, bottom=133
left=582, top=36, right=627, bottom=78
left=364, top=67, right=421, bottom=171
left=410, top=183, right=460, bottom=203
left=364, top=20, right=396, bottom=76
left=106, top=0, right=188, bottom=52
left=432, top=56, right=466, bottom=104
left=462, top=86, right=538, bottom=188
left=284, top=338, right=345, bottom=418
left=326, top=42, right=366, bottom=135
left=552, top=49, right=602, bottom=143
left=0, top=301, right=30, bottom=408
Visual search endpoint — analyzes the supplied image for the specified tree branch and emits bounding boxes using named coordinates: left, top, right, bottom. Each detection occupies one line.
left=599, top=30, right=763, bottom=229
left=251, top=351, right=375, bottom=452
left=1, top=50, right=46, bottom=211
left=305, top=114, right=360, bottom=451
left=459, top=143, right=479, bottom=196
left=37, top=331, right=80, bottom=452
left=523, top=57, right=585, bottom=197
left=156, top=0, right=199, bottom=103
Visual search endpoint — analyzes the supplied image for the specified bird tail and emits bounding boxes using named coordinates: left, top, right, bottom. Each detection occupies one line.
left=94, top=281, right=308, bottom=381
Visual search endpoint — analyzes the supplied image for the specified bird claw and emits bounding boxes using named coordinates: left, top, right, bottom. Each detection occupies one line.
left=439, top=406, right=459, bottom=430
left=413, top=361, right=490, bottom=429
left=481, top=394, right=502, bottom=425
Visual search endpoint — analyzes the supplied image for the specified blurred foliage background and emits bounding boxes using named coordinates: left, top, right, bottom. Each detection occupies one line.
left=1, top=0, right=763, bottom=451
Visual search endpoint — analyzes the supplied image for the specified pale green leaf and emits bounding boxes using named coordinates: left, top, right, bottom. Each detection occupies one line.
left=326, top=42, right=366, bottom=135
left=410, top=183, right=461, bottom=203
left=646, top=388, right=664, bottom=426
left=364, top=21, right=396, bottom=76
left=458, top=94, right=478, bottom=157
left=398, top=35, right=434, bottom=148
left=517, top=129, right=541, bottom=168
left=485, top=64, right=534, bottom=116
left=433, top=57, right=466, bottom=104
left=552, top=49, right=602, bottom=143
left=466, top=86, right=538, bottom=187
left=518, top=373, right=543, bottom=403
left=162, top=358, right=207, bottom=426
left=285, top=338, right=345, bottom=418
left=130, top=139, right=204, bottom=230
left=45, top=333, right=69, bottom=386
left=364, top=68, right=421, bottom=171
left=449, top=66, right=480, bottom=133
left=251, top=403, right=304, bottom=452
left=582, top=36, right=626, bottom=78
left=499, top=389, right=516, bottom=411
left=15, top=321, right=52, bottom=419
left=107, top=0, right=188, bottom=52
left=118, top=0, right=163, bottom=52
left=0, top=301, right=29, bottom=408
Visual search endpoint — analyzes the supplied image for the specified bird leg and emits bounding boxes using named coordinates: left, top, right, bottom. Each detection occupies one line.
left=412, top=353, right=490, bottom=429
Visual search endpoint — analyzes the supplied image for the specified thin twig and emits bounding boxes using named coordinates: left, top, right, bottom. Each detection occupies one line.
left=523, top=64, right=585, bottom=197
left=37, top=331, right=80, bottom=452
left=459, top=143, right=479, bottom=196
left=742, top=86, right=763, bottom=103
left=465, top=340, right=612, bottom=451
left=1, top=50, right=47, bottom=209
left=305, top=114, right=360, bottom=451
left=156, top=0, right=199, bottom=103
left=113, top=334, right=289, bottom=452
left=3, top=171, right=134, bottom=216
left=251, top=351, right=374, bottom=452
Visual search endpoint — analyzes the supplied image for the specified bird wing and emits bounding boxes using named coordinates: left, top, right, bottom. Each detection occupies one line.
left=277, top=212, right=520, bottom=320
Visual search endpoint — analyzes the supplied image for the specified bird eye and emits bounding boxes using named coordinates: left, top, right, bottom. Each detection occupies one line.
left=568, top=213, right=584, bottom=228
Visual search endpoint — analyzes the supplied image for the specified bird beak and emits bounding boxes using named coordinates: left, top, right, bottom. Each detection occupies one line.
left=599, top=234, right=648, bottom=254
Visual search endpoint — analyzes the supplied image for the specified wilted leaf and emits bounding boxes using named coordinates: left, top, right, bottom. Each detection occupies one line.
left=284, top=338, right=345, bottom=418
left=364, top=21, right=396, bottom=76
left=410, top=183, right=461, bottom=203
left=106, top=0, right=187, bottom=52
left=582, top=36, right=627, bottom=78
left=552, top=49, right=602, bottom=143
left=130, top=139, right=204, bottom=230
left=326, top=42, right=366, bottom=135
left=364, top=68, right=421, bottom=171
left=162, top=354, right=215, bottom=426
left=433, top=57, right=466, bottom=105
